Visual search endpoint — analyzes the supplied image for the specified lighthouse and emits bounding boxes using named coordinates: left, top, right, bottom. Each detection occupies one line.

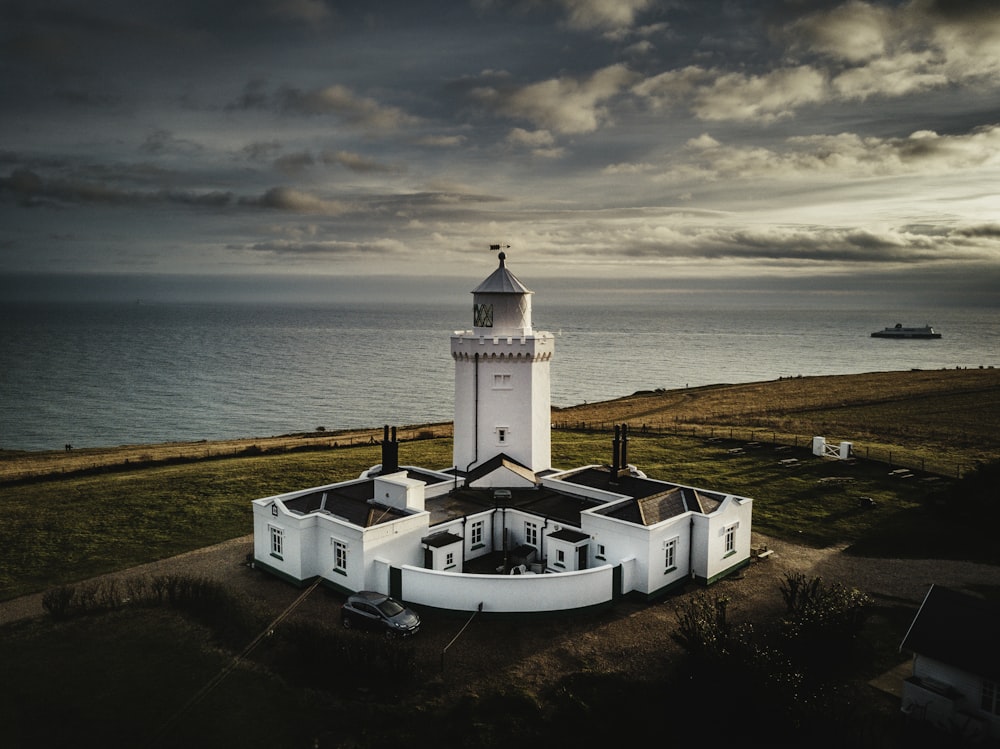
left=451, top=249, right=554, bottom=477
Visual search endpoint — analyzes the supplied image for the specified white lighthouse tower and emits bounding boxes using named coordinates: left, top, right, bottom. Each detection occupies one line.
left=451, top=249, right=553, bottom=478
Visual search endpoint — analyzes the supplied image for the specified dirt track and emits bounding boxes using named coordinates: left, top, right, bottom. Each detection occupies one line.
left=4, top=530, right=996, bottom=698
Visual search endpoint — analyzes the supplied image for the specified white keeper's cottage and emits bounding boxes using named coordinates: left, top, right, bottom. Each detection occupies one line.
left=252, top=250, right=753, bottom=615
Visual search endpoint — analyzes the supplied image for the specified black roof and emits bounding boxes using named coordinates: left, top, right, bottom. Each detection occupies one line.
left=464, top=453, right=538, bottom=485
left=560, top=466, right=671, bottom=499
left=560, top=466, right=727, bottom=525
left=549, top=528, right=590, bottom=543
left=282, top=480, right=411, bottom=527
left=422, top=530, right=464, bottom=548
left=444, top=485, right=601, bottom=527
left=900, top=585, right=1000, bottom=680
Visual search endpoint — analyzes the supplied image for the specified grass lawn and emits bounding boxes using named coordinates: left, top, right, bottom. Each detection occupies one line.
left=0, top=429, right=975, bottom=601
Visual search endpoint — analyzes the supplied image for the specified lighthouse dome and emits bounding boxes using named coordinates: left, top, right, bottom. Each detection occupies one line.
left=471, top=252, right=533, bottom=335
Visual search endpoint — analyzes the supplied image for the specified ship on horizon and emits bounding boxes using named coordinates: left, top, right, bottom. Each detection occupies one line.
left=871, top=323, right=942, bottom=339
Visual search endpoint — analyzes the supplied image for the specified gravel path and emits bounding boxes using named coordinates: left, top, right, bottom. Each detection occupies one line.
left=4, top=531, right=997, bottom=626
left=3, top=532, right=997, bottom=698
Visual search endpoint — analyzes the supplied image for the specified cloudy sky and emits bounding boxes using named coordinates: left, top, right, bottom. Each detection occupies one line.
left=2, top=0, right=999, bottom=304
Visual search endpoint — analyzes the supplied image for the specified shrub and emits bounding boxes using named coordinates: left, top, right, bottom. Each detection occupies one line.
left=778, top=571, right=872, bottom=672
left=41, top=585, right=75, bottom=620
left=672, top=593, right=734, bottom=659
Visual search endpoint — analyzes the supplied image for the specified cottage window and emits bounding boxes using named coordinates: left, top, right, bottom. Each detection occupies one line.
left=470, top=520, right=484, bottom=548
left=269, top=526, right=283, bottom=560
left=557, top=549, right=565, bottom=565
left=664, top=537, right=678, bottom=572
left=724, top=524, right=736, bottom=555
left=445, top=551, right=454, bottom=568
left=525, top=521, right=538, bottom=549
left=333, top=540, right=348, bottom=574
left=983, top=680, right=1000, bottom=716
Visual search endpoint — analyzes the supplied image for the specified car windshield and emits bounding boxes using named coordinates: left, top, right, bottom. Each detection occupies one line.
left=377, top=599, right=405, bottom=617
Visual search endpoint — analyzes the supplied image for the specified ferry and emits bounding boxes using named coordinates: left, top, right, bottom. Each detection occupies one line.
left=871, top=323, right=941, bottom=339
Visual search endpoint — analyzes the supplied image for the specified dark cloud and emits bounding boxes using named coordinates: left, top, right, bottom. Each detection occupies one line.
left=273, top=151, right=316, bottom=175
left=239, top=238, right=399, bottom=256
left=227, top=81, right=421, bottom=130
left=954, top=223, right=1000, bottom=238
left=320, top=150, right=400, bottom=173
left=241, top=140, right=283, bottom=161
left=0, top=168, right=232, bottom=207
left=0, top=0, right=997, bottom=299
left=240, top=186, right=350, bottom=214
left=139, top=129, right=203, bottom=156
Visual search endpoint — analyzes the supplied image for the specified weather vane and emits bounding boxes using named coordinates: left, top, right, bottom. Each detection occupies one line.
left=489, top=243, right=510, bottom=252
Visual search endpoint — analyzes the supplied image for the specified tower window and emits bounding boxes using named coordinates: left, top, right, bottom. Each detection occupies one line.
left=497, top=427, right=507, bottom=444
left=493, top=373, right=511, bottom=389
left=474, top=303, right=494, bottom=327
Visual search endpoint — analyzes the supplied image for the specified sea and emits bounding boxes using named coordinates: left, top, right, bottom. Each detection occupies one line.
left=2, top=295, right=998, bottom=452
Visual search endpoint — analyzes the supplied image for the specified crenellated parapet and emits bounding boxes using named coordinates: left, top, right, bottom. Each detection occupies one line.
left=452, top=350, right=553, bottom=362
left=450, top=329, right=554, bottom=362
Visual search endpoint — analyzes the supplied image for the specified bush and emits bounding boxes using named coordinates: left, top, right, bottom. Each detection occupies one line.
left=778, top=572, right=872, bottom=672
left=672, top=593, right=736, bottom=659
left=40, top=573, right=265, bottom=649
left=41, top=585, right=75, bottom=620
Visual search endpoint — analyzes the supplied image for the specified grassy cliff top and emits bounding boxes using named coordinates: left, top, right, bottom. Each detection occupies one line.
left=2, top=367, right=998, bottom=483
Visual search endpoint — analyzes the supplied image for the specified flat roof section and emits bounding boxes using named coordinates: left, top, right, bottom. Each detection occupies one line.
left=436, top=485, right=602, bottom=528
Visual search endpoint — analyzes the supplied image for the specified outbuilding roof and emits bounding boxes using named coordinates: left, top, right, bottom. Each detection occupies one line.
left=900, top=584, right=1000, bottom=680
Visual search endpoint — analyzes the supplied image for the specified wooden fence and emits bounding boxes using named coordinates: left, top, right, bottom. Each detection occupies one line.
left=551, top=420, right=972, bottom=479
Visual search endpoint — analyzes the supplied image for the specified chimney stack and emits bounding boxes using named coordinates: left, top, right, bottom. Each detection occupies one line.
left=381, top=424, right=400, bottom=474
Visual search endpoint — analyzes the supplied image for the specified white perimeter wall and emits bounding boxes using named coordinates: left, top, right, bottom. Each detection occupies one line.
left=399, top=564, right=615, bottom=614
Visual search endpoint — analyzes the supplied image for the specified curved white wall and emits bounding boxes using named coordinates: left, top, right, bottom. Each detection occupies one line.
left=399, top=563, right=616, bottom=614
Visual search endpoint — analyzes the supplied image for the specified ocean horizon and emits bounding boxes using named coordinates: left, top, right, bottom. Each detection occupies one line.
left=2, top=293, right=998, bottom=452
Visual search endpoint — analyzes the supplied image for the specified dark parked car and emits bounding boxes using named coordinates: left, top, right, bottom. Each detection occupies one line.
left=341, top=591, right=420, bottom=638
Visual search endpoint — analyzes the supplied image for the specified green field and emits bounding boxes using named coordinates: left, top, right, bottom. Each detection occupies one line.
left=1, top=428, right=988, bottom=601
left=3, top=369, right=998, bottom=749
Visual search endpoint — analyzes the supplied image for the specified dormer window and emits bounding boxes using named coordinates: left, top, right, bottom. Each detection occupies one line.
left=474, top=303, right=494, bottom=327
